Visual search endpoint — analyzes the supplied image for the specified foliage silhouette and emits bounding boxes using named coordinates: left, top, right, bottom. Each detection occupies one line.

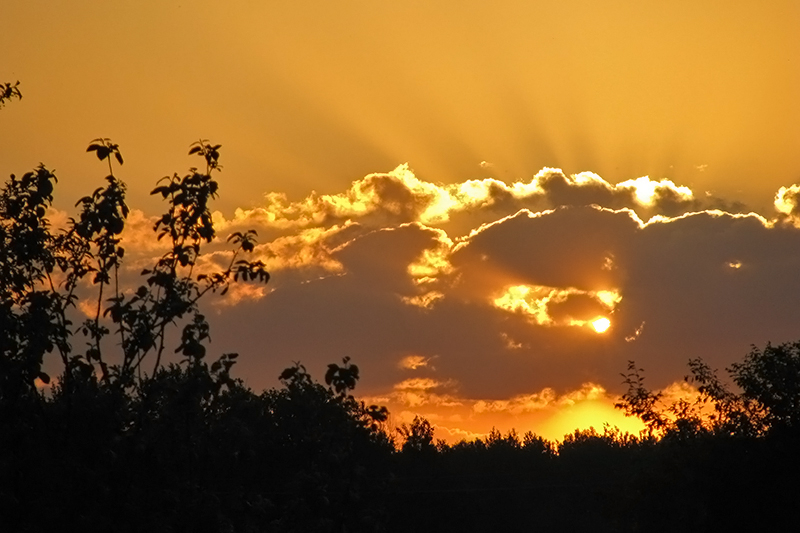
left=1, top=137, right=269, bottom=396
left=617, top=343, right=800, bottom=440
left=397, top=415, right=436, bottom=454
left=0, top=80, right=22, bottom=107
left=731, top=341, right=800, bottom=433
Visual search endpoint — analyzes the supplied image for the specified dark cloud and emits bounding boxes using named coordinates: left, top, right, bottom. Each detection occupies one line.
left=189, top=168, right=800, bottom=439
left=449, top=206, right=638, bottom=294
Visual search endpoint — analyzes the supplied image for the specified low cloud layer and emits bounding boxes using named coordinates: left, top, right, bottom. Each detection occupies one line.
left=91, top=167, right=800, bottom=441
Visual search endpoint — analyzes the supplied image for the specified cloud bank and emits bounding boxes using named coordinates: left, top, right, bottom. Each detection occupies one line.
left=104, top=166, right=800, bottom=441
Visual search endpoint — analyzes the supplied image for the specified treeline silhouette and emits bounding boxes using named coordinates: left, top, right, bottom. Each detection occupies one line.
left=2, top=84, right=800, bottom=531
left=392, top=347, right=800, bottom=532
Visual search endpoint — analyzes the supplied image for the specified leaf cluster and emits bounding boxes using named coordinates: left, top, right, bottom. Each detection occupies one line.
left=0, top=80, right=22, bottom=108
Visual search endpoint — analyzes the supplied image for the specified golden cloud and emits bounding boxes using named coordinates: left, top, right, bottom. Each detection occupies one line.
left=616, top=176, right=693, bottom=207
left=209, top=282, right=271, bottom=308
left=774, top=184, right=800, bottom=227
left=207, top=166, right=736, bottom=248
left=557, top=383, right=607, bottom=405
left=363, top=378, right=465, bottom=409
left=367, top=381, right=647, bottom=444
left=398, top=355, right=433, bottom=370
left=492, top=284, right=622, bottom=330
left=473, top=389, right=557, bottom=415
left=406, top=227, right=454, bottom=283
left=394, top=378, right=445, bottom=391
left=399, top=291, right=445, bottom=310
left=256, top=227, right=345, bottom=273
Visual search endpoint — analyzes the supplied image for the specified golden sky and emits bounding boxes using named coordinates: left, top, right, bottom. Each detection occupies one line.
left=4, top=0, right=800, bottom=442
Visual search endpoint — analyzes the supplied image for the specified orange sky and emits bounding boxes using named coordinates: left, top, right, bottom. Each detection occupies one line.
left=4, top=1, right=800, bottom=211
left=3, top=0, right=800, bottom=442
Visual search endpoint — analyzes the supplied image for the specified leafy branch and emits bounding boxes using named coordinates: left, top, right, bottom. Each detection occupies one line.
left=1, top=137, right=270, bottom=395
left=0, top=81, right=22, bottom=108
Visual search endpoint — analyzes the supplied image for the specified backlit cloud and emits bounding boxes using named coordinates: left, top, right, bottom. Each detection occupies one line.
left=774, top=184, right=800, bottom=228
left=209, top=166, right=751, bottom=244
left=492, top=284, right=622, bottom=331
left=86, top=165, right=800, bottom=443
left=398, top=355, right=434, bottom=370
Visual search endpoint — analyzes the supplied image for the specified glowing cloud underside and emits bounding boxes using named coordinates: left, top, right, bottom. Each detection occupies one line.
left=493, top=285, right=622, bottom=331
left=406, top=229, right=454, bottom=284
left=398, top=355, right=431, bottom=370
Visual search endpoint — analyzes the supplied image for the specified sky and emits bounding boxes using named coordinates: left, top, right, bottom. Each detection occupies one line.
left=3, top=0, right=800, bottom=441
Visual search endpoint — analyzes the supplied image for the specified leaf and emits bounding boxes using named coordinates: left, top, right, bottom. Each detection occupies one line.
left=95, top=146, right=111, bottom=161
left=37, top=372, right=50, bottom=385
left=279, top=367, right=297, bottom=381
left=325, top=364, right=337, bottom=385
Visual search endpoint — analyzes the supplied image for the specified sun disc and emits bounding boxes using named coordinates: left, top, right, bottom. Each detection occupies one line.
left=592, top=317, right=611, bottom=333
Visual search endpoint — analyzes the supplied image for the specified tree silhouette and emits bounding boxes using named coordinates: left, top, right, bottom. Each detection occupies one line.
left=0, top=137, right=275, bottom=530
left=1, top=137, right=269, bottom=393
left=731, top=341, right=800, bottom=434
left=398, top=415, right=436, bottom=454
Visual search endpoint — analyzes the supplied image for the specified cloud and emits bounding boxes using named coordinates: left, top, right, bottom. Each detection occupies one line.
left=448, top=206, right=640, bottom=299
left=398, top=354, right=435, bottom=370
left=80, top=163, right=800, bottom=441
left=374, top=380, right=646, bottom=443
left=207, top=166, right=754, bottom=247
left=210, top=282, right=271, bottom=308
left=473, top=389, right=557, bottom=415
left=254, top=226, right=348, bottom=276
left=774, top=184, right=800, bottom=227
left=394, top=377, right=447, bottom=391
left=374, top=377, right=463, bottom=409
left=492, top=284, right=622, bottom=330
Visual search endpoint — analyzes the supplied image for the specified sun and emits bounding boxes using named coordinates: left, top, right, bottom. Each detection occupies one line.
left=592, top=317, right=611, bottom=333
